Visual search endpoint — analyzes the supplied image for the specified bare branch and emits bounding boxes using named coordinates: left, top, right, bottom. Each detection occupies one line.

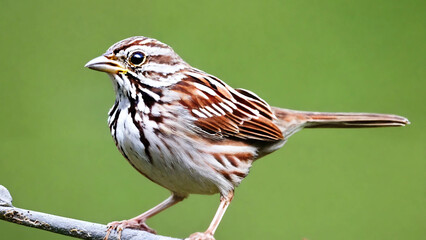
left=0, top=185, right=181, bottom=240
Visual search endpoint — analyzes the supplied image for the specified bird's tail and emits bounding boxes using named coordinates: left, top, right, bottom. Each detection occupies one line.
left=301, top=111, right=410, bottom=128
left=272, top=107, right=409, bottom=137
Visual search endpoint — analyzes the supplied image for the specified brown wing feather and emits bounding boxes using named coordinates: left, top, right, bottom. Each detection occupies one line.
left=172, top=72, right=283, bottom=141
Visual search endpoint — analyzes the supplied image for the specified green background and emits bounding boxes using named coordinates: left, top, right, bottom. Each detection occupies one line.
left=0, top=1, right=424, bottom=239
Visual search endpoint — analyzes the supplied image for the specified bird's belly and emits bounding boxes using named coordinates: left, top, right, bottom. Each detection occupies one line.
left=119, top=138, right=223, bottom=195
left=112, top=110, right=230, bottom=195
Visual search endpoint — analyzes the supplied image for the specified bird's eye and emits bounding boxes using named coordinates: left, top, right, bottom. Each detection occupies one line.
left=129, top=51, right=146, bottom=66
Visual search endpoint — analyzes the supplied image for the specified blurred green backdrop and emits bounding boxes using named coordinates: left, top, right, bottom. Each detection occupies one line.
left=0, top=0, right=424, bottom=239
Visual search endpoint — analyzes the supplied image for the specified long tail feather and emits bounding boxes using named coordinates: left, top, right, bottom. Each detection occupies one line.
left=271, top=107, right=409, bottom=138
left=303, top=111, right=410, bottom=128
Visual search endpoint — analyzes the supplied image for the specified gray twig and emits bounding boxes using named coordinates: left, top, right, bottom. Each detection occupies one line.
left=0, top=185, right=180, bottom=240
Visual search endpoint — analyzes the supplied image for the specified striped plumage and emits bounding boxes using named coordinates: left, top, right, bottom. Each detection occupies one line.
left=85, top=36, right=409, bottom=240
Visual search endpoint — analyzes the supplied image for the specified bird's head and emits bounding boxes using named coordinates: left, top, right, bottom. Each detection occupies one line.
left=85, top=36, right=190, bottom=93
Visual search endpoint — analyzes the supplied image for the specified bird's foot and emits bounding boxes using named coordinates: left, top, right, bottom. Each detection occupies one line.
left=104, top=219, right=156, bottom=240
left=187, top=232, right=215, bottom=240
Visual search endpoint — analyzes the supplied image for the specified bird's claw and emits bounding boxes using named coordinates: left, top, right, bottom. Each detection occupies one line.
left=104, top=219, right=157, bottom=240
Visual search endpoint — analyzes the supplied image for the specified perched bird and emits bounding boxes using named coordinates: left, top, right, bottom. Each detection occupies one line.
left=85, top=36, right=409, bottom=240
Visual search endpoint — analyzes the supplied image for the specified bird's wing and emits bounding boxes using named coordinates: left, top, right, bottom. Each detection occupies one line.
left=171, top=71, right=283, bottom=141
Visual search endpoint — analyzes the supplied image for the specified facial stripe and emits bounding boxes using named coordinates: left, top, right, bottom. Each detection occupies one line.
left=143, top=63, right=187, bottom=74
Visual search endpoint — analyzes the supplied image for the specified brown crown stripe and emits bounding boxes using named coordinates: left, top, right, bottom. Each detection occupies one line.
left=110, top=37, right=168, bottom=55
left=110, top=39, right=144, bottom=53
left=142, top=41, right=168, bottom=48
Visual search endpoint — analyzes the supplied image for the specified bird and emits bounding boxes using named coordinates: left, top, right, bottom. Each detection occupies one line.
left=85, top=36, right=409, bottom=240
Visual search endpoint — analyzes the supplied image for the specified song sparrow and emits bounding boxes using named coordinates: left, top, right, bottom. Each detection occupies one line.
left=85, top=36, right=409, bottom=240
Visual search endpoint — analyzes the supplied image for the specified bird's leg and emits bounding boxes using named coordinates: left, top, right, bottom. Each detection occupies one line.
left=104, top=194, right=185, bottom=240
left=188, top=191, right=234, bottom=240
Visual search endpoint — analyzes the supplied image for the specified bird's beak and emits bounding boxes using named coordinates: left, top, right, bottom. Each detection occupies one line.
left=84, top=55, right=128, bottom=74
